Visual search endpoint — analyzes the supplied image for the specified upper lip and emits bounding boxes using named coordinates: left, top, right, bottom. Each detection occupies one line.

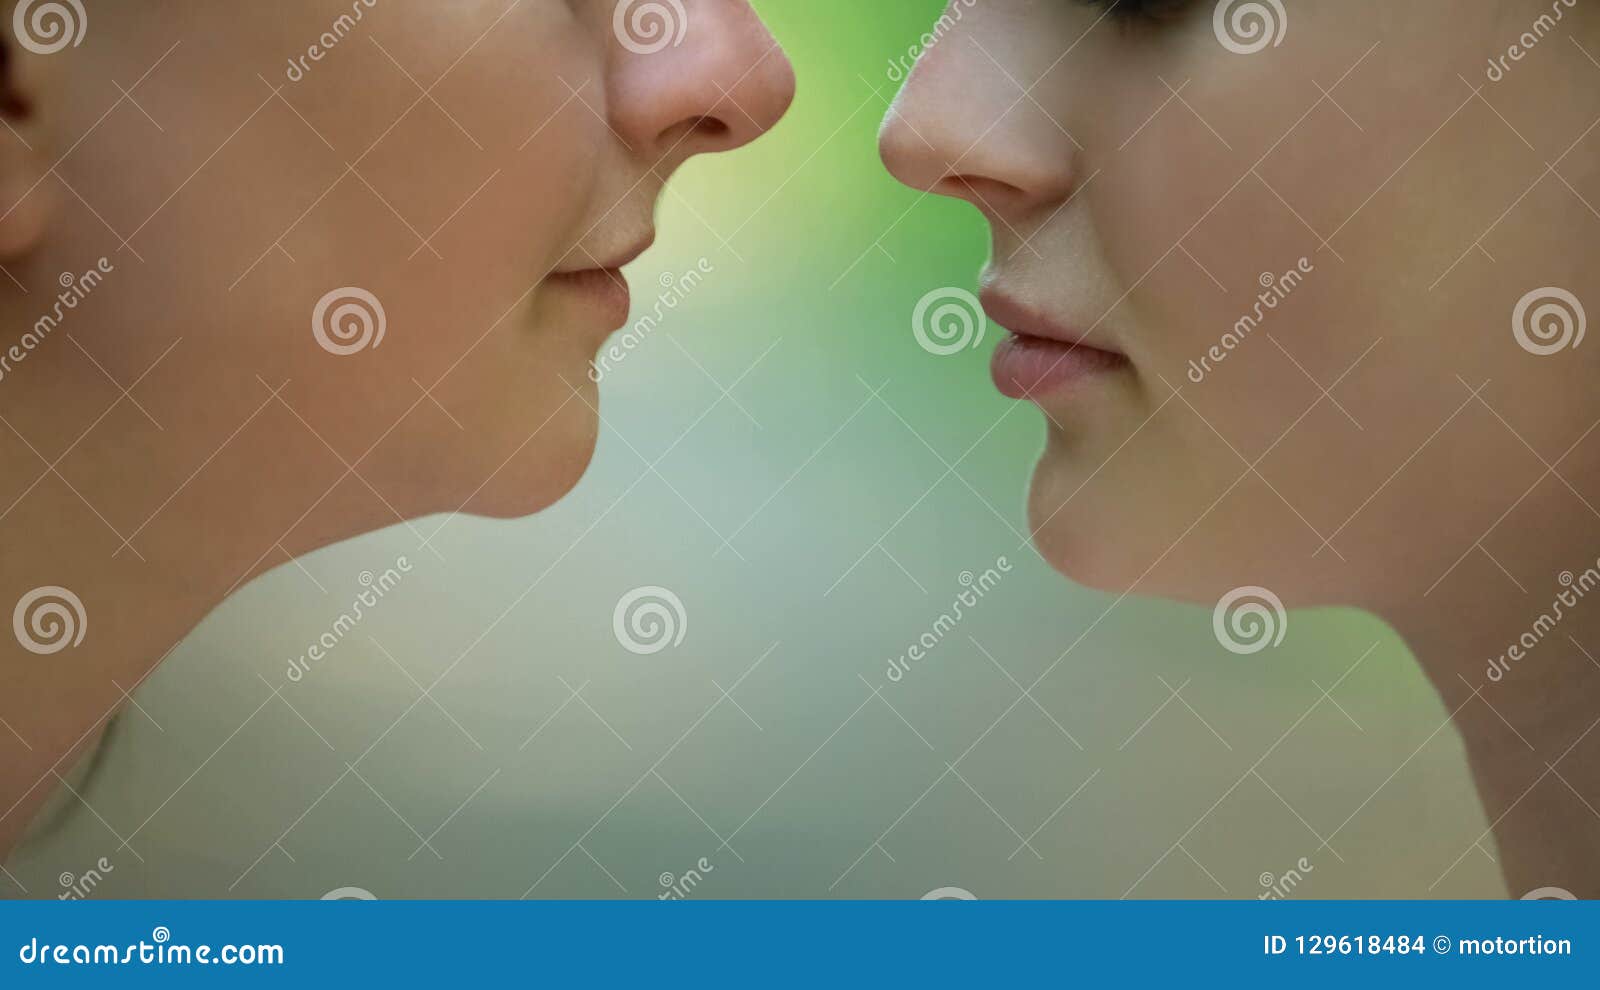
left=979, top=284, right=1124, bottom=356
left=551, top=231, right=656, bottom=276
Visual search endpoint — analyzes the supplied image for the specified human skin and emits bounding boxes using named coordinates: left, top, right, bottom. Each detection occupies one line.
left=0, top=0, right=793, bottom=860
left=882, top=0, right=1600, bottom=896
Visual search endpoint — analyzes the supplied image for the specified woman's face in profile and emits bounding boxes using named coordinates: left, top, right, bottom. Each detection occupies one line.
left=0, top=0, right=797, bottom=861
left=14, top=0, right=791, bottom=529
left=882, top=0, right=1600, bottom=610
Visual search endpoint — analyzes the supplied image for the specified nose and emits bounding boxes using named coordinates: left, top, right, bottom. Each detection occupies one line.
left=609, top=0, right=795, bottom=164
left=879, top=34, right=1076, bottom=217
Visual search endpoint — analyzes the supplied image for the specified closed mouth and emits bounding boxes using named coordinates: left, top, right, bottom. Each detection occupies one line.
left=553, top=231, right=656, bottom=278
left=543, top=233, right=656, bottom=332
left=545, top=267, right=632, bottom=331
left=980, top=288, right=1129, bottom=400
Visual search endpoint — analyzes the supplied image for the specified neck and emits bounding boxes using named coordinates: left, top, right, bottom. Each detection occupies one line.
left=0, top=343, right=367, bottom=862
left=1385, top=534, right=1600, bottom=899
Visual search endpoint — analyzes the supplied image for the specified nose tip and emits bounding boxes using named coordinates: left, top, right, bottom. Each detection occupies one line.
left=878, top=96, right=946, bottom=194
left=611, top=3, right=795, bottom=161
left=879, top=52, right=1076, bottom=216
left=881, top=107, right=1036, bottom=217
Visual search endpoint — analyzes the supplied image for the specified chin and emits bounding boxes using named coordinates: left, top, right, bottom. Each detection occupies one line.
left=1026, top=451, right=1361, bottom=612
left=457, top=400, right=601, bottom=520
left=1024, top=448, right=1219, bottom=608
left=1023, top=441, right=1132, bottom=592
left=1025, top=478, right=1132, bottom=597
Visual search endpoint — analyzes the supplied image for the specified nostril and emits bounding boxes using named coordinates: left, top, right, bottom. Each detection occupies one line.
left=654, top=115, right=731, bottom=151
left=693, top=116, right=730, bottom=139
left=940, top=175, right=1030, bottom=209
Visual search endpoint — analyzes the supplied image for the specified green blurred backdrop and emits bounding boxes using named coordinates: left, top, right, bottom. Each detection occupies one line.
left=9, top=0, right=1499, bottom=900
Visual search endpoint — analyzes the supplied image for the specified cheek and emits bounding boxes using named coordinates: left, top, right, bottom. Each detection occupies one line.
left=258, top=29, right=608, bottom=514
left=1022, top=5, right=1600, bottom=606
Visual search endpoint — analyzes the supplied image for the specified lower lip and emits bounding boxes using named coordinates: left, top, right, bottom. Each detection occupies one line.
left=990, top=333, right=1128, bottom=400
left=546, top=268, right=631, bottom=330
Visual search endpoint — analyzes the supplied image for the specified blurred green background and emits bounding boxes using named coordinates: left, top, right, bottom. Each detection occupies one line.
left=10, top=0, right=1499, bottom=899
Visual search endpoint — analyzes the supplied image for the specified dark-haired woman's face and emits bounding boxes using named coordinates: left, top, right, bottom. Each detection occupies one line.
left=883, top=0, right=1600, bottom=609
